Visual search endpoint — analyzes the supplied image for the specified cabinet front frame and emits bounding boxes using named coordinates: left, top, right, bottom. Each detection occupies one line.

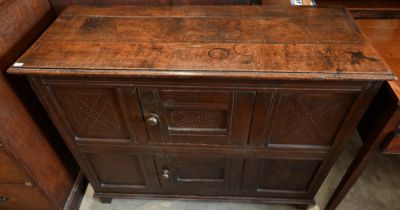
left=27, top=75, right=379, bottom=202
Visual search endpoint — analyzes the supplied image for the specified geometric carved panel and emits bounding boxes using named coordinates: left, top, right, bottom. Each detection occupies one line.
left=167, top=109, right=228, bottom=129
left=52, top=87, right=129, bottom=140
left=257, top=159, right=321, bottom=192
left=156, top=90, right=234, bottom=145
left=268, top=92, right=356, bottom=146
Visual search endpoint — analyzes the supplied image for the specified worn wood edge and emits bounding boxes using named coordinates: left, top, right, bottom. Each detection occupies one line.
left=387, top=81, right=400, bottom=104
left=348, top=12, right=397, bottom=79
left=79, top=143, right=327, bottom=160
left=60, top=5, right=349, bottom=18
left=350, top=8, right=400, bottom=19
left=380, top=132, right=400, bottom=154
left=63, top=171, right=88, bottom=210
left=94, top=192, right=314, bottom=205
left=7, top=67, right=396, bottom=81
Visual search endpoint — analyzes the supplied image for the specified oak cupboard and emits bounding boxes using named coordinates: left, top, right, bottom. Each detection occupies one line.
left=8, top=5, right=394, bottom=209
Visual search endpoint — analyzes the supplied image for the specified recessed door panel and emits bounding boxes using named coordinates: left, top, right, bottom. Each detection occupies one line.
left=155, top=153, right=243, bottom=193
left=139, top=89, right=256, bottom=146
left=84, top=153, right=159, bottom=191
left=249, top=91, right=358, bottom=149
left=241, top=158, right=322, bottom=197
left=48, top=85, right=148, bottom=143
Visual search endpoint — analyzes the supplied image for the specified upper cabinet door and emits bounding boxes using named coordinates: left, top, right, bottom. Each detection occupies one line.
left=138, top=89, right=255, bottom=146
left=46, top=83, right=148, bottom=144
left=249, top=90, right=359, bottom=150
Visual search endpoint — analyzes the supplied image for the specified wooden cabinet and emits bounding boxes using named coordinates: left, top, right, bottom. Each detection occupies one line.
left=8, top=6, right=394, bottom=209
left=27, top=76, right=379, bottom=208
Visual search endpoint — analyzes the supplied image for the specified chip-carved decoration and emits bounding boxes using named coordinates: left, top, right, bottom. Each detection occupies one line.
left=167, top=109, right=228, bottom=129
left=53, top=88, right=129, bottom=139
left=269, top=93, right=356, bottom=146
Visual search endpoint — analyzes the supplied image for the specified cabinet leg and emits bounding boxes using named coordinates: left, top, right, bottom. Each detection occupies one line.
left=99, top=197, right=113, bottom=204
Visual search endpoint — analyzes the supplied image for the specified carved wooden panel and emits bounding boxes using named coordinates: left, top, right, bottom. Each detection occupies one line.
left=85, top=153, right=159, bottom=190
left=166, top=109, right=227, bottom=129
left=139, top=89, right=255, bottom=145
left=251, top=91, right=358, bottom=148
left=268, top=92, right=357, bottom=147
left=241, top=158, right=322, bottom=196
left=50, top=87, right=131, bottom=142
left=155, top=153, right=243, bottom=193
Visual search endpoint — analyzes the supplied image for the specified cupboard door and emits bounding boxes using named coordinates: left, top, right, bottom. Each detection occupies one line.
left=139, top=89, right=255, bottom=146
left=47, top=84, right=148, bottom=143
left=154, top=153, right=243, bottom=193
left=241, top=158, right=322, bottom=197
left=249, top=91, right=358, bottom=149
left=83, top=152, right=159, bottom=192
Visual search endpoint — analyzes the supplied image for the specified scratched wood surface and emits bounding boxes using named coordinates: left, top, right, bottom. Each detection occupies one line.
left=48, top=0, right=252, bottom=15
left=8, top=6, right=394, bottom=81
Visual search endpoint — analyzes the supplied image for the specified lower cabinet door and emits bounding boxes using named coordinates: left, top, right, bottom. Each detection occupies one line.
left=155, top=153, right=244, bottom=194
left=241, top=158, right=323, bottom=198
left=84, top=152, right=160, bottom=192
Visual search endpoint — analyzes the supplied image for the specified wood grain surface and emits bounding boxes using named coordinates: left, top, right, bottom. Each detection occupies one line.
left=8, top=6, right=394, bottom=81
left=48, top=0, right=252, bottom=15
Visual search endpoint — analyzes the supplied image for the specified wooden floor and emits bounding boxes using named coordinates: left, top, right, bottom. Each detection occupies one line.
left=356, top=19, right=400, bottom=83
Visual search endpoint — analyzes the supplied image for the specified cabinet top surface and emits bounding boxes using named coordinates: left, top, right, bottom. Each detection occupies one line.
left=8, top=6, right=394, bottom=81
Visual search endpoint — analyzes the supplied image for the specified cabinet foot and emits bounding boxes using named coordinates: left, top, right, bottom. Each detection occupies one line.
left=294, top=202, right=315, bottom=210
left=99, top=197, right=113, bottom=204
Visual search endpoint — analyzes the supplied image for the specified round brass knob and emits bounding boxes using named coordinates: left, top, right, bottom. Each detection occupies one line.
left=146, top=114, right=159, bottom=127
left=161, top=169, right=170, bottom=180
